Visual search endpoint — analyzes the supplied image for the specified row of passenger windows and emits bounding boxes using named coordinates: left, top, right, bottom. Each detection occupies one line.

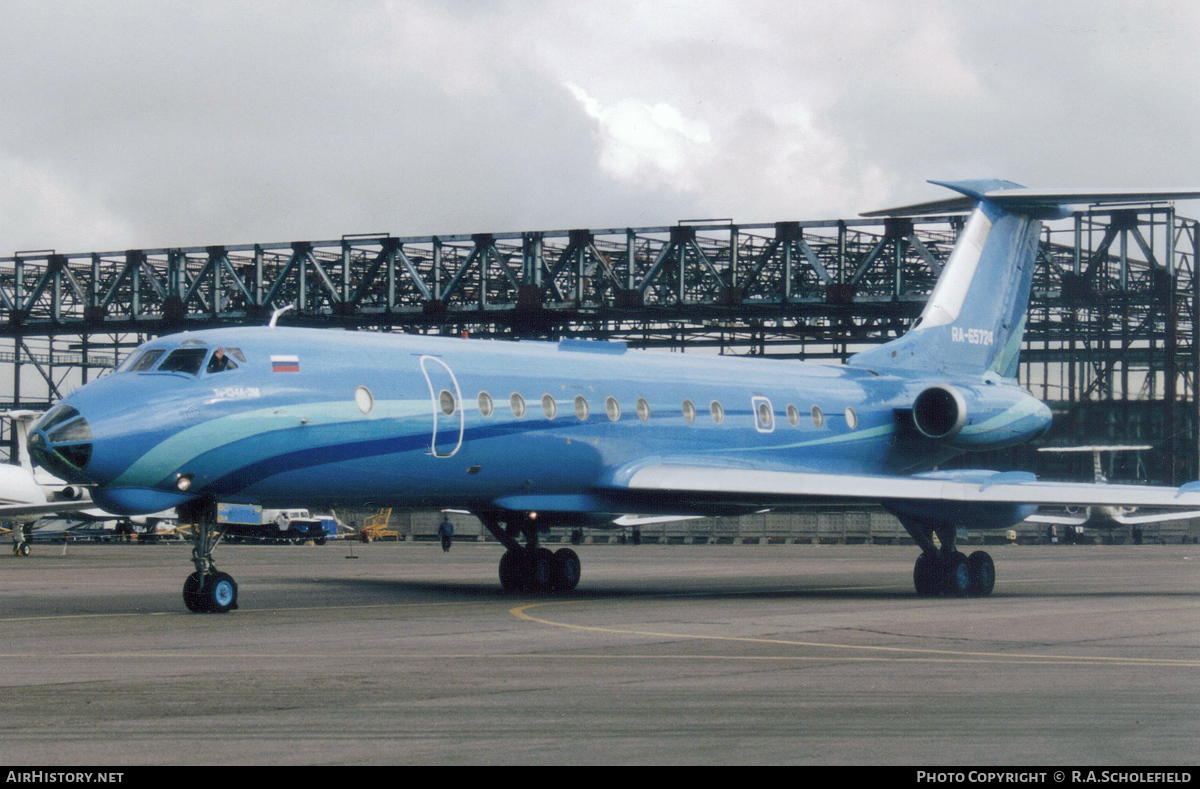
left=446, top=390, right=859, bottom=430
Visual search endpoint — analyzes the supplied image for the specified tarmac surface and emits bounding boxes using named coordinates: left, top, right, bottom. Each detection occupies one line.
left=1, top=540, right=1198, bottom=766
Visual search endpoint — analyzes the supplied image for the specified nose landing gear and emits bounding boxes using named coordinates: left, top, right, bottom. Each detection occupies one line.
left=179, top=498, right=239, bottom=613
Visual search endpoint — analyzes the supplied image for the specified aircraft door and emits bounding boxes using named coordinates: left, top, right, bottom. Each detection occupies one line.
left=419, top=355, right=464, bottom=458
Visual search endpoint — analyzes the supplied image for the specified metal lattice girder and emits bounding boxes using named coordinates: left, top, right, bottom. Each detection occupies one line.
left=0, top=207, right=1194, bottom=410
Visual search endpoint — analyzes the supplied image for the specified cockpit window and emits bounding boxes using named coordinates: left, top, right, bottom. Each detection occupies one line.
left=157, top=347, right=208, bottom=375
left=30, top=405, right=93, bottom=476
left=206, top=347, right=239, bottom=374
left=128, top=349, right=166, bottom=373
left=38, top=404, right=79, bottom=434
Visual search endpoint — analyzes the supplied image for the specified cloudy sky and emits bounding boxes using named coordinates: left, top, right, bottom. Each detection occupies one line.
left=1, top=0, right=1197, bottom=254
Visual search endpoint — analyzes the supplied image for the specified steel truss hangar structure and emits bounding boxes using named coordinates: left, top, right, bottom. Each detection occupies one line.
left=1, top=204, right=1197, bottom=484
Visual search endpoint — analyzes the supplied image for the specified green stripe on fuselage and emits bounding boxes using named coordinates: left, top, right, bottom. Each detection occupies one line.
left=113, top=400, right=428, bottom=487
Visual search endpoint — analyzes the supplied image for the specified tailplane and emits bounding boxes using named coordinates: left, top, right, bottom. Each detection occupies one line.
left=848, top=180, right=1200, bottom=378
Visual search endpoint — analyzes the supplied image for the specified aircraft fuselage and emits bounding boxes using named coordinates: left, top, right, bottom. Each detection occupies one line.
left=34, top=326, right=1048, bottom=520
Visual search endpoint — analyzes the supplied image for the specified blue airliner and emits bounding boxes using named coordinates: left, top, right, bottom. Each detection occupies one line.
left=27, top=180, right=1200, bottom=612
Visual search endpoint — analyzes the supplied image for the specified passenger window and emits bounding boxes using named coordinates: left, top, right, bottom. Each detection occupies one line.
left=478, top=392, right=494, bottom=418
left=636, top=397, right=650, bottom=422
left=574, top=395, right=589, bottom=421
left=710, top=400, right=724, bottom=424
left=682, top=400, right=696, bottom=424
left=542, top=394, right=557, bottom=420
left=356, top=386, right=374, bottom=414
left=158, top=348, right=208, bottom=375
left=787, top=404, right=799, bottom=427
left=206, top=348, right=239, bottom=374
left=811, top=405, right=825, bottom=428
left=845, top=407, right=858, bottom=430
left=129, top=349, right=165, bottom=373
left=510, top=393, right=526, bottom=419
left=439, top=390, right=457, bottom=416
left=605, top=396, right=621, bottom=422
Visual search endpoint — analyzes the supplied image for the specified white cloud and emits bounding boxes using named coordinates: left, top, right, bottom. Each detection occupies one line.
left=567, top=83, right=712, bottom=192
left=1, top=1, right=1199, bottom=252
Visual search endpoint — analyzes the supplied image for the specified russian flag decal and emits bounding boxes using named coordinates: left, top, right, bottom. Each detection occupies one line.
left=271, top=355, right=300, bottom=373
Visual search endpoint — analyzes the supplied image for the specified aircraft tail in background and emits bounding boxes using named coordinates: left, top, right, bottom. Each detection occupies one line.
left=848, top=180, right=1200, bottom=379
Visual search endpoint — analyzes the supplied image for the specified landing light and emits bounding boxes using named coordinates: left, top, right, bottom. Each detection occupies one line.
left=176, top=473, right=194, bottom=491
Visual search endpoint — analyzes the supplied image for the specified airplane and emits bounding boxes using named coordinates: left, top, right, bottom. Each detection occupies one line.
left=24, top=179, right=1200, bottom=613
left=0, top=411, right=92, bottom=554
left=1024, top=446, right=1200, bottom=535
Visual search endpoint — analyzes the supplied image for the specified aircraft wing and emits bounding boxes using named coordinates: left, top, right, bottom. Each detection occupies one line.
left=1114, top=510, right=1200, bottom=525
left=612, top=514, right=706, bottom=526
left=622, top=464, right=1200, bottom=512
left=1022, top=513, right=1089, bottom=527
left=0, top=500, right=98, bottom=519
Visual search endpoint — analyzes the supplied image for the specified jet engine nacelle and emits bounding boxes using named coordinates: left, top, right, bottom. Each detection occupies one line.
left=910, top=383, right=1051, bottom=451
left=55, top=485, right=83, bottom=501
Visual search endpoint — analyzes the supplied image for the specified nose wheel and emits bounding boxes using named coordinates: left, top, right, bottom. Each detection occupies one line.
left=183, top=571, right=239, bottom=613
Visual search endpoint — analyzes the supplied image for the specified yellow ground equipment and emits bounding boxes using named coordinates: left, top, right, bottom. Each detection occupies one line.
left=358, top=508, right=400, bottom=542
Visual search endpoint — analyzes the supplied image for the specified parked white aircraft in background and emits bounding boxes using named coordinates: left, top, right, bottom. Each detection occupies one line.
left=1, top=411, right=93, bottom=554
left=1025, top=446, right=1200, bottom=532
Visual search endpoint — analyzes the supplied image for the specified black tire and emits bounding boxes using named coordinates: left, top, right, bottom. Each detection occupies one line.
left=967, top=551, right=995, bottom=597
left=913, top=553, right=941, bottom=596
left=498, top=550, right=524, bottom=592
left=204, top=572, right=238, bottom=613
left=530, top=547, right=555, bottom=592
left=942, top=551, right=971, bottom=597
left=18, top=543, right=31, bottom=557
left=551, top=548, right=582, bottom=592
left=314, top=536, right=327, bottom=546
left=183, top=572, right=208, bottom=612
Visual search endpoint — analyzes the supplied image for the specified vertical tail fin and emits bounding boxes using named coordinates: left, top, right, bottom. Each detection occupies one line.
left=1, top=411, right=38, bottom=473
left=849, top=181, right=1200, bottom=378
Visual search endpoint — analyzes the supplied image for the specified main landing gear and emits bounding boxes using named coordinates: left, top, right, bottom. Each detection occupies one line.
left=902, top=519, right=995, bottom=597
left=179, top=499, right=239, bottom=613
left=480, top=512, right=581, bottom=594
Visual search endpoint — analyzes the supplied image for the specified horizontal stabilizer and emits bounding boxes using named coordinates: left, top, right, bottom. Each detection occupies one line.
left=863, top=181, right=1200, bottom=217
left=1115, top=510, right=1200, bottom=526
left=1024, top=514, right=1089, bottom=527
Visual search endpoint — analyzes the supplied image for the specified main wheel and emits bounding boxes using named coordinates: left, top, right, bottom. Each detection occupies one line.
left=498, top=550, right=524, bottom=592
left=18, top=543, right=31, bottom=556
left=942, top=551, right=971, bottom=597
left=913, top=553, right=941, bottom=596
left=967, top=551, right=995, bottom=597
left=530, top=547, right=555, bottom=592
left=551, top=548, right=581, bottom=592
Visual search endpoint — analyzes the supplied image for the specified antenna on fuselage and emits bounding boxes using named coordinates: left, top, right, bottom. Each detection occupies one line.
left=268, top=304, right=295, bottom=328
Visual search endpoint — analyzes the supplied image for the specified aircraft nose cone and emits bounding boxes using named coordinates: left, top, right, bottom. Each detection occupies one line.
left=29, top=404, right=93, bottom=482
